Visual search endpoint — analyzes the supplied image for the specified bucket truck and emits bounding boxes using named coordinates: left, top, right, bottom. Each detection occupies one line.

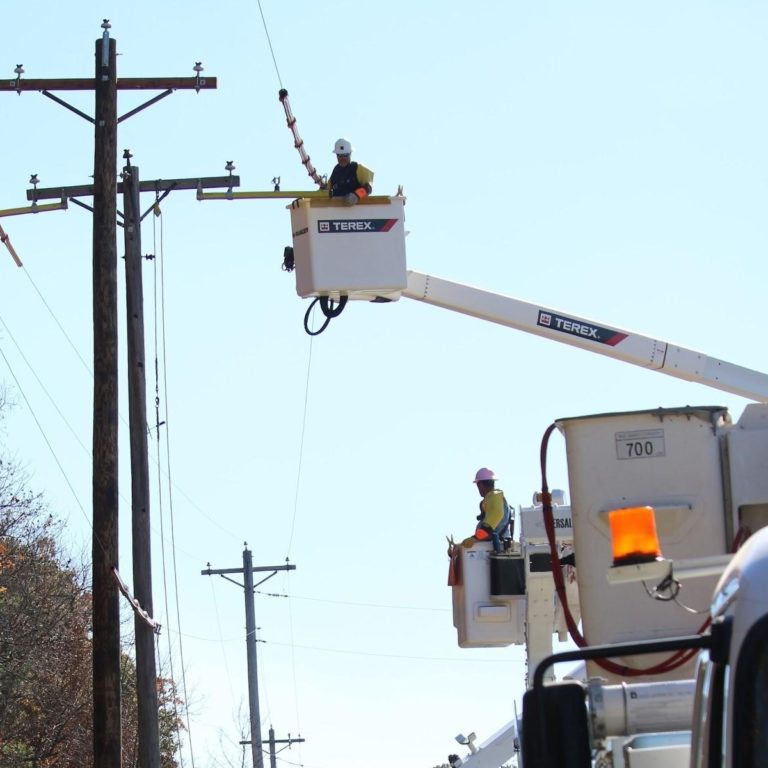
left=284, top=195, right=768, bottom=768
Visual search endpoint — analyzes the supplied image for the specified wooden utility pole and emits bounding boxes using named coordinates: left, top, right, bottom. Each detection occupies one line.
left=122, top=156, right=160, bottom=767
left=92, top=31, right=121, bottom=768
left=202, top=550, right=297, bottom=768
left=266, top=727, right=305, bottom=768
left=242, top=727, right=305, bottom=768
left=1, top=20, right=227, bottom=768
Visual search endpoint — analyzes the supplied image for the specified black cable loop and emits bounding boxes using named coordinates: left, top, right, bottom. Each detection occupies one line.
left=303, top=295, right=348, bottom=335
left=304, top=298, right=331, bottom=336
left=319, top=295, right=347, bottom=318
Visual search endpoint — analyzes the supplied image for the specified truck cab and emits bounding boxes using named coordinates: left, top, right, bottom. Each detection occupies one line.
left=690, top=525, right=768, bottom=768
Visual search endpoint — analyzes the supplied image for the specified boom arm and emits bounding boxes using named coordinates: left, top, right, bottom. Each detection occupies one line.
left=403, top=271, right=768, bottom=403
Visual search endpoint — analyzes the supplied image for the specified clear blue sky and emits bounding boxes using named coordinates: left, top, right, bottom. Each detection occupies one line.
left=1, top=3, right=767, bottom=768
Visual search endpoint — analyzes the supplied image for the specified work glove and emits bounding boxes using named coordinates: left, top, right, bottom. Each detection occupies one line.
left=344, top=193, right=359, bottom=205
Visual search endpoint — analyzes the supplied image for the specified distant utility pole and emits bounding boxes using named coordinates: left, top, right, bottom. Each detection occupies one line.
left=267, top=727, right=306, bottom=768
left=241, top=726, right=305, bottom=768
left=0, top=20, right=237, bottom=768
left=202, top=549, right=297, bottom=768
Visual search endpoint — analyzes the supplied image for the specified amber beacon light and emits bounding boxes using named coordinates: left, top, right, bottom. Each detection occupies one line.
left=608, top=506, right=662, bottom=566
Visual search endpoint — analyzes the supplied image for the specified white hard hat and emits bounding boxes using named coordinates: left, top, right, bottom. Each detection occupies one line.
left=333, top=138, right=353, bottom=155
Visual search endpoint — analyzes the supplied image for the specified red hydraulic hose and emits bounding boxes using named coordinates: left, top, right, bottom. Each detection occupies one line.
left=539, top=423, right=708, bottom=677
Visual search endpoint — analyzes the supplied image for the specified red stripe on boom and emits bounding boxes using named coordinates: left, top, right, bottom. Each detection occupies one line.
left=605, top=333, right=628, bottom=346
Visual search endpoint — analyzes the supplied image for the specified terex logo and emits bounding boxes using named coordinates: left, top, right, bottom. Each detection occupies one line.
left=537, top=310, right=628, bottom=347
left=317, top=219, right=398, bottom=234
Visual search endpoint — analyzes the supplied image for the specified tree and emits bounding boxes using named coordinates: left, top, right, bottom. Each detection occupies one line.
left=0, top=400, right=185, bottom=767
left=0, top=459, right=92, bottom=767
left=120, top=656, right=187, bottom=768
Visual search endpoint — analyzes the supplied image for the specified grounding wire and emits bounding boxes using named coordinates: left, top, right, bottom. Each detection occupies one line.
left=256, top=0, right=284, bottom=89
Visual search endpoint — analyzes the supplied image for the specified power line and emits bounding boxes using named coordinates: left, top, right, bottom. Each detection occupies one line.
left=0, top=320, right=91, bottom=531
left=259, top=638, right=521, bottom=664
left=256, top=0, right=284, bottom=89
left=256, top=589, right=451, bottom=613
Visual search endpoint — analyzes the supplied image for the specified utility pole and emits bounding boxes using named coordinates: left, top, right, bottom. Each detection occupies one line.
left=267, top=727, right=306, bottom=768
left=1, top=21, right=231, bottom=768
left=91, top=29, right=120, bottom=768
left=122, top=154, right=159, bottom=767
left=202, top=549, right=297, bottom=768
left=241, top=727, right=305, bottom=768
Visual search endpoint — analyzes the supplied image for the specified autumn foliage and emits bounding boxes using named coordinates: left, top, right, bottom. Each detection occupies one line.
left=0, top=447, right=184, bottom=767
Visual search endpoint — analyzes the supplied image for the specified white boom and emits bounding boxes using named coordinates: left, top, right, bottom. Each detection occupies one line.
left=403, top=270, right=768, bottom=404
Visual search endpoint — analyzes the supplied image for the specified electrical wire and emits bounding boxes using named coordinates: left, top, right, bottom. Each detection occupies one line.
left=285, top=582, right=304, bottom=762
left=9, top=261, right=236, bottom=559
left=282, top=307, right=319, bottom=766
left=207, top=577, right=238, bottom=710
left=256, top=0, right=283, bottom=89
left=257, top=637, right=519, bottom=663
left=0, top=317, right=90, bottom=531
left=255, top=619, right=274, bottom=735
left=286, top=337, right=313, bottom=557
left=0, top=314, right=91, bottom=458
left=256, top=4, right=320, bottom=757
left=152, top=209, right=184, bottom=768
left=151, top=208, right=196, bottom=768
left=20, top=266, right=93, bottom=375
left=255, top=589, right=451, bottom=612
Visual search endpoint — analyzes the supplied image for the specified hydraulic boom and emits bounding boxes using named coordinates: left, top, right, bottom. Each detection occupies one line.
left=403, top=270, right=768, bottom=403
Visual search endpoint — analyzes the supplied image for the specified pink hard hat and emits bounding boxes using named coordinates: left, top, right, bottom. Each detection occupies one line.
left=473, top=467, right=497, bottom=483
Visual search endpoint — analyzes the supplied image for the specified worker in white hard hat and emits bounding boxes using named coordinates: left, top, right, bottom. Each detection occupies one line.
left=462, top=467, right=513, bottom=551
left=326, top=138, right=374, bottom=205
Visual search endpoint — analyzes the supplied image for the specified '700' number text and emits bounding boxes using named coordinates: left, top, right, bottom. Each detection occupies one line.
left=615, top=429, right=665, bottom=460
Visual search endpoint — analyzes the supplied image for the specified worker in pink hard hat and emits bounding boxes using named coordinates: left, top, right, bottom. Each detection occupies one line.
left=462, top=467, right=513, bottom=551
